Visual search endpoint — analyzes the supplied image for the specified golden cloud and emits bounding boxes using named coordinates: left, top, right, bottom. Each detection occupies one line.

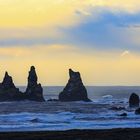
left=0, top=0, right=139, bottom=28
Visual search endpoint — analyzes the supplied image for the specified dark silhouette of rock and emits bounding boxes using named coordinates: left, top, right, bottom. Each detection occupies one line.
left=118, top=113, right=127, bottom=117
left=0, top=72, right=23, bottom=101
left=2, top=72, right=16, bottom=89
left=0, top=66, right=45, bottom=102
left=135, top=108, right=140, bottom=115
left=59, top=69, right=91, bottom=102
left=30, top=118, right=40, bottom=123
left=25, top=66, right=45, bottom=101
left=129, top=93, right=139, bottom=107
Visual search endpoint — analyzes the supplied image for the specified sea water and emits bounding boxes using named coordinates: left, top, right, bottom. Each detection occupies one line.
left=0, top=86, right=139, bottom=131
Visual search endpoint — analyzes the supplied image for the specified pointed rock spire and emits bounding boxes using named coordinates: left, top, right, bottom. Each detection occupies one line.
left=59, top=69, right=91, bottom=102
left=2, top=71, right=16, bottom=89
left=0, top=71, right=21, bottom=101
left=25, top=66, right=45, bottom=101
left=27, top=66, right=37, bottom=88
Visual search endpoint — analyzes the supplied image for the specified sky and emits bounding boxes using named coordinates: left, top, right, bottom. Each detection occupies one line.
left=0, top=0, right=140, bottom=86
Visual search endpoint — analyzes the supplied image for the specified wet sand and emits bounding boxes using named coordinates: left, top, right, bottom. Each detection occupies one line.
left=0, top=128, right=140, bottom=140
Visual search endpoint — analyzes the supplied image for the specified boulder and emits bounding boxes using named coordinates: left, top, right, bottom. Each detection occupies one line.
left=59, top=69, right=91, bottom=102
left=118, top=113, right=127, bottom=117
left=129, top=93, right=139, bottom=107
left=25, top=66, right=45, bottom=101
left=135, top=108, right=140, bottom=115
left=30, top=118, right=40, bottom=123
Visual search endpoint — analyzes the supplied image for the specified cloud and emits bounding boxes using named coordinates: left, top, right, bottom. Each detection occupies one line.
left=0, top=9, right=140, bottom=55
left=121, top=50, right=130, bottom=57
left=57, top=10, right=140, bottom=53
left=0, top=0, right=140, bottom=29
left=0, top=0, right=140, bottom=49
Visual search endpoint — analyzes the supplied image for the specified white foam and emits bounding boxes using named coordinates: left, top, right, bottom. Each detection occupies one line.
left=0, top=110, right=139, bottom=131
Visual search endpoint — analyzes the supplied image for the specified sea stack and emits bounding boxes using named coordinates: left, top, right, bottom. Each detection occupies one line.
left=25, top=66, right=45, bottom=101
left=59, top=69, right=91, bottom=102
left=0, top=72, right=22, bottom=101
left=129, top=93, right=139, bottom=107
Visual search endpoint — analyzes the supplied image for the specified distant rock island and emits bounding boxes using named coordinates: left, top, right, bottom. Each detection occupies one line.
left=0, top=66, right=45, bottom=102
left=59, top=69, right=91, bottom=102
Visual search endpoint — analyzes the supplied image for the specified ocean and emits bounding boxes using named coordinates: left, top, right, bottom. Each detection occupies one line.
left=0, top=86, right=140, bottom=131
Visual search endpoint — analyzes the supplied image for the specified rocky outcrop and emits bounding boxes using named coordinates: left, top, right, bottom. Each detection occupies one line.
left=118, top=113, right=127, bottom=117
left=25, top=66, right=45, bottom=101
left=135, top=108, right=140, bottom=115
left=0, top=66, right=45, bottom=102
left=59, top=69, right=91, bottom=102
left=0, top=72, right=23, bottom=101
left=129, top=93, right=139, bottom=107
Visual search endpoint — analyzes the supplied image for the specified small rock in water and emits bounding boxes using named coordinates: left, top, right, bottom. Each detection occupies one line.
left=30, top=118, right=40, bottom=123
left=135, top=108, right=140, bottom=115
left=119, top=113, right=127, bottom=117
left=129, top=93, right=139, bottom=107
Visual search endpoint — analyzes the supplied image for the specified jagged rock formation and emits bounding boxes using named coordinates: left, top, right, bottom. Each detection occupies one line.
left=25, top=66, right=45, bottom=101
left=59, top=69, right=91, bottom=102
left=0, top=66, right=45, bottom=102
left=0, top=72, right=23, bottom=101
left=129, top=93, right=139, bottom=107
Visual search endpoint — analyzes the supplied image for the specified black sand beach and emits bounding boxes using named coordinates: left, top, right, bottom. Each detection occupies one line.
left=0, top=128, right=140, bottom=140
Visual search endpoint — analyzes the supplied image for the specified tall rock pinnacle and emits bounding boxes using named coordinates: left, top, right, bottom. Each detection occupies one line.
left=59, top=69, right=91, bottom=102
left=25, top=66, right=45, bottom=101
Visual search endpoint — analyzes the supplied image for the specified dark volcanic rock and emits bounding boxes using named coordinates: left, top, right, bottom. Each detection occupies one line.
left=129, top=93, right=139, bottom=107
left=30, top=118, right=40, bottom=123
left=118, top=113, right=127, bottom=117
left=2, top=72, right=16, bottom=89
left=0, top=72, right=24, bottom=101
left=59, top=69, right=91, bottom=102
left=135, top=108, right=140, bottom=115
left=25, top=66, right=45, bottom=102
left=0, top=66, right=45, bottom=102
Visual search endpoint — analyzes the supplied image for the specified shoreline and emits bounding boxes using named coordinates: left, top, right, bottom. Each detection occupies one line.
left=0, top=128, right=140, bottom=140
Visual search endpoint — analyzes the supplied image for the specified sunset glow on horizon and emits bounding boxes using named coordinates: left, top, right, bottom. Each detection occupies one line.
left=0, top=0, right=140, bottom=86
